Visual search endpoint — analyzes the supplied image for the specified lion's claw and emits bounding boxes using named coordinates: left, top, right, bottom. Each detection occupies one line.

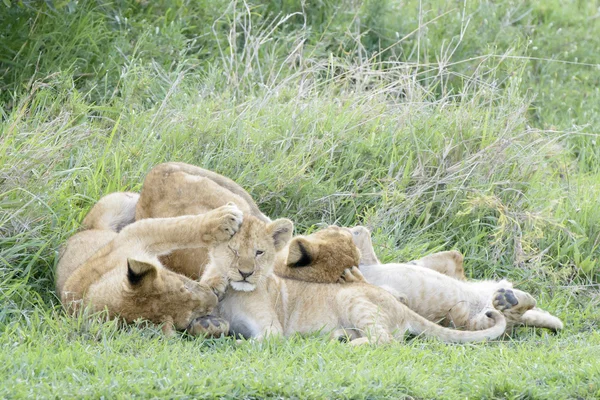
left=203, top=203, right=243, bottom=243
left=337, top=266, right=366, bottom=283
left=187, top=315, right=230, bottom=337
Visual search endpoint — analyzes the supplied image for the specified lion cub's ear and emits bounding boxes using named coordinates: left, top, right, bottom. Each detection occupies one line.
left=127, top=258, right=159, bottom=286
left=287, top=237, right=317, bottom=268
left=268, top=218, right=294, bottom=251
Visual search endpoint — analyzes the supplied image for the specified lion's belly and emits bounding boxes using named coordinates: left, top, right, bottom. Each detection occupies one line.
left=226, top=313, right=262, bottom=339
left=361, top=263, right=475, bottom=324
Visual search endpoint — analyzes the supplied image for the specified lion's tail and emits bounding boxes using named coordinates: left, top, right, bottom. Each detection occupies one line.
left=406, top=307, right=506, bottom=343
left=81, top=192, right=139, bottom=232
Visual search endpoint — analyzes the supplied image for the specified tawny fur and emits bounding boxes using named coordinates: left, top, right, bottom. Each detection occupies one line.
left=350, top=226, right=467, bottom=279
left=273, top=226, right=362, bottom=283
left=346, top=226, right=563, bottom=332
left=200, top=214, right=294, bottom=295
left=215, top=226, right=507, bottom=344
left=135, top=163, right=506, bottom=343
left=135, top=162, right=271, bottom=280
left=56, top=192, right=243, bottom=335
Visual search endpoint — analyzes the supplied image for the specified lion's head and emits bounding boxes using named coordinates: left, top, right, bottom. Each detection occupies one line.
left=120, top=257, right=219, bottom=333
left=208, top=215, right=294, bottom=291
left=274, top=225, right=362, bottom=283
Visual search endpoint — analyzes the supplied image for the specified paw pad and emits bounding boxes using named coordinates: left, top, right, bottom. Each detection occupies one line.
left=493, top=288, right=519, bottom=311
left=187, top=315, right=230, bottom=337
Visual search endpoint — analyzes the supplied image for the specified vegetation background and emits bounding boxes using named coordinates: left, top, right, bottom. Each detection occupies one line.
left=1, top=0, right=600, bottom=398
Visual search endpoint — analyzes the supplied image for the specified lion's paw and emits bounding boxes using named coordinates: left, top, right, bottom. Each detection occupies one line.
left=202, top=274, right=229, bottom=299
left=337, top=266, right=366, bottom=283
left=492, top=288, right=519, bottom=311
left=187, top=315, right=230, bottom=337
left=203, top=203, right=243, bottom=243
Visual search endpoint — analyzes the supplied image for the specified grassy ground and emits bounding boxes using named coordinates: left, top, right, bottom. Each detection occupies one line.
left=1, top=0, right=600, bottom=398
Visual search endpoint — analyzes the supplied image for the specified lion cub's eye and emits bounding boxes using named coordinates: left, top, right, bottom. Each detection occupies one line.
left=255, top=250, right=264, bottom=257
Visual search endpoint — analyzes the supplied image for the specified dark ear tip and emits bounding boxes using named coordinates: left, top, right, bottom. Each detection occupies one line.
left=127, top=260, right=145, bottom=285
left=290, top=240, right=313, bottom=268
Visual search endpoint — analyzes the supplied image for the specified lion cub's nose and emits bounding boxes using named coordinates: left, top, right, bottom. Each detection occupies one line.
left=239, top=270, right=254, bottom=280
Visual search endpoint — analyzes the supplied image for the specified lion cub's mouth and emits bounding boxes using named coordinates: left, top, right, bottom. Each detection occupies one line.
left=230, top=281, right=256, bottom=292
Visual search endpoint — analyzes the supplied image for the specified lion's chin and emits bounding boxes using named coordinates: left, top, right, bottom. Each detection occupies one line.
left=230, top=281, right=256, bottom=292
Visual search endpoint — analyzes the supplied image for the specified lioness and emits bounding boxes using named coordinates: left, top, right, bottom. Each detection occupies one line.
left=56, top=192, right=243, bottom=336
left=297, top=226, right=562, bottom=332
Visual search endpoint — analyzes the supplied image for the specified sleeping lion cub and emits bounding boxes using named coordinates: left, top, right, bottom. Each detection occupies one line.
left=288, top=225, right=563, bottom=332
left=56, top=192, right=243, bottom=336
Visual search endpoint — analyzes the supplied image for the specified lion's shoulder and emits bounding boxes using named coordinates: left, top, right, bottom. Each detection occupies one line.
left=136, top=162, right=270, bottom=222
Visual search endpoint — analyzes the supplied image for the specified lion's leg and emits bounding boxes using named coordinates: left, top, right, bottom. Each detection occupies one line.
left=120, top=204, right=243, bottom=256
left=491, top=288, right=536, bottom=328
left=330, top=328, right=360, bottom=342
left=200, top=264, right=229, bottom=298
left=61, top=205, right=242, bottom=307
left=379, top=285, right=408, bottom=305
left=254, top=325, right=284, bottom=341
left=82, top=192, right=139, bottom=232
left=348, top=337, right=371, bottom=346
left=349, top=226, right=380, bottom=266
left=520, top=307, right=563, bottom=332
left=443, top=300, right=479, bottom=330
left=338, top=268, right=408, bottom=305
left=337, top=267, right=408, bottom=307
left=241, top=301, right=284, bottom=341
left=137, top=162, right=270, bottom=222
left=410, top=250, right=466, bottom=280
left=345, top=299, right=393, bottom=344
left=160, top=316, right=176, bottom=336
left=166, top=162, right=270, bottom=222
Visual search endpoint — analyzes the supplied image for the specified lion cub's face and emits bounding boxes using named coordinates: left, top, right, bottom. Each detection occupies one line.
left=209, top=215, right=294, bottom=291
left=124, top=258, right=218, bottom=331
left=275, top=225, right=362, bottom=283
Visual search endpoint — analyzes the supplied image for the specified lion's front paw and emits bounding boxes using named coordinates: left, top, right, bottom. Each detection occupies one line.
left=202, top=274, right=229, bottom=299
left=492, top=288, right=519, bottom=311
left=337, top=266, right=366, bottom=283
left=187, top=315, right=230, bottom=337
left=203, top=203, right=244, bottom=244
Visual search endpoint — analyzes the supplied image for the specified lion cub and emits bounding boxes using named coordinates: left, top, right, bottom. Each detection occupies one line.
left=213, top=226, right=507, bottom=344
left=341, top=226, right=563, bottom=332
left=132, top=164, right=505, bottom=343
left=56, top=192, right=243, bottom=336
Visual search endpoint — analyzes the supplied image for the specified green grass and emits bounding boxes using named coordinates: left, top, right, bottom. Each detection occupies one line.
left=1, top=0, right=600, bottom=398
